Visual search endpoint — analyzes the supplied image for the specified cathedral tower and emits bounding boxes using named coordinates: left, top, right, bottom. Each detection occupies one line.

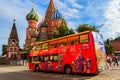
left=24, top=6, right=39, bottom=50
left=38, top=21, right=48, bottom=41
left=38, top=0, right=67, bottom=40
left=7, top=19, right=20, bottom=58
left=45, top=0, right=56, bottom=22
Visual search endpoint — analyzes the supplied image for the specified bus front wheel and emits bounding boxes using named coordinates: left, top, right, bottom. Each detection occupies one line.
left=35, top=65, right=40, bottom=72
left=64, top=65, right=72, bottom=74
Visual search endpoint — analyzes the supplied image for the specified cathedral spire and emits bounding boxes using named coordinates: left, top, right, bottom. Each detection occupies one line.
left=7, top=19, right=19, bottom=58
left=9, top=19, right=18, bottom=39
left=45, top=0, right=56, bottom=21
left=48, top=0, right=55, bottom=10
left=12, top=19, right=16, bottom=30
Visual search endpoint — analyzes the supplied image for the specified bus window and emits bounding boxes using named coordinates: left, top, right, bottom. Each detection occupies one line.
left=50, top=55, right=54, bottom=61
left=58, top=39, right=67, bottom=47
left=38, top=56, right=44, bottom=62
left=68, top=36, right=79, bottom=45
left=80, top=34, right=89, bottom=43
left=49, top=44, right=53, bottom=48
left=53, top=55, right=58, bottom=61
left=42, top=43, right=48, bottom=50
left=32, top=46, right=36, bottom=51
left=44, top=56, right=49, bottom=61
left=58, top=42, right=66, bottom=47
left=32, top=56, right=38, bottom=62
left=36, top=44, right=41, bottom=50
left=49, top=44, right=57, bottom=48
left=53, top=44, right=57, bottom=48
left=69, top=40, right=79, bottom=45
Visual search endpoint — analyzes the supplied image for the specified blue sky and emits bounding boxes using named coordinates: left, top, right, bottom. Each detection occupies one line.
left=0, top=0, right=120, bottom=55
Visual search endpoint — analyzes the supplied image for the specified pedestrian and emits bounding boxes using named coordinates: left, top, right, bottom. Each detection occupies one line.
left=114, top=56, right=119, bottom=67
left=107, top=55, right=112, bottom=68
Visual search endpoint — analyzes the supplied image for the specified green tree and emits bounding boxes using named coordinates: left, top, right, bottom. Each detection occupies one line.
left=114, top=36, right=120, bottom=41
left=105, top=39, right=115, bottom=54
left=53, top=24, right=74, bottom=38
left=69, top=28, right=75, bottom=34
left=2, top=45, right=7, bottom=56
left=76, top=24, right=99, bottom=33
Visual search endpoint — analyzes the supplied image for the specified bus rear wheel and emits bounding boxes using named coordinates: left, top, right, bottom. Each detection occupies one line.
left=35, top=65, right=40, bottom=72
left=64, top=65, right=72, bottom=74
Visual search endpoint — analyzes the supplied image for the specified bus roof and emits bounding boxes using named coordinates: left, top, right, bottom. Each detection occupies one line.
left=36, top=30, right=91, bottom=45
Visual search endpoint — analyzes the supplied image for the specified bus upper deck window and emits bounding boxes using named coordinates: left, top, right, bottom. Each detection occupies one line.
left=42, top=43, right=48, bottom=50
left=53, top=44, right=57, bottom=48
left=36, top=45, right=41, bottom=50
left=80, top=34, right=89, bottom=43
left=32, top=46, right=36, bottom=50
left=49, top=44, right=57, bottom=48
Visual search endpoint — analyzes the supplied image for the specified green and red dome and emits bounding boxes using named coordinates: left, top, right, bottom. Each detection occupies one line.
left=26, top=7, right=39, bottom=21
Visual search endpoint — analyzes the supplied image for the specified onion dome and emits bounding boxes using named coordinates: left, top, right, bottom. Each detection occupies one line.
left=41, top=21, right=48, bottom=28
left=26, top=6, right=39, bottom=21
left=52, top=10, right=62, bottom=20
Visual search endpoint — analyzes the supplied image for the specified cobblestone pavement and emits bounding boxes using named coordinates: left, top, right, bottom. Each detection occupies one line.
left=0, top=63, right=120, bottom=80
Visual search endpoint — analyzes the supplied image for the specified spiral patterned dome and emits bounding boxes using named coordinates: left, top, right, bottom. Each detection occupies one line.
left=52, top=10, right=62, bottom=20
left=26, top=7, right=39, bottom=21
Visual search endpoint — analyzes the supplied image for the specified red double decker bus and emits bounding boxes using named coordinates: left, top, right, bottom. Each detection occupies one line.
left=28, top=31, right=107, bottom=74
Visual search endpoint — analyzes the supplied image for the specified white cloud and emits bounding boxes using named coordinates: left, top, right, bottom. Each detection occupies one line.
left=0, top=0, right=44, bottom=54
left=102, top=0, right=120, bottom=39
left=1, top=0, right=120, bottom=55
left=54, top=0, right=82, bottom=29
left=72, top=3, right=84, bottom=9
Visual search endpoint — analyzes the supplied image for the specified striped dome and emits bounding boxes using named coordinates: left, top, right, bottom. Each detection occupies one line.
left=26, top=7, right=39, bottom=21
left=52, top=10, right=62, bottom=20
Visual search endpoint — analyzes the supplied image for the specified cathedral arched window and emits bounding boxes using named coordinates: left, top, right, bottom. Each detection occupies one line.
left=10, top=48, right=13, bottom=52
left=14, top=48, right=17, bottom=52
left=11, top=54, right=13, bottom=58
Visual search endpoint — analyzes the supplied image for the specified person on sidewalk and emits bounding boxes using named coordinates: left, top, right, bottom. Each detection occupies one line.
left=107, top=55, right=112, bottom=68
left=113, top=56, right=119, bottom=67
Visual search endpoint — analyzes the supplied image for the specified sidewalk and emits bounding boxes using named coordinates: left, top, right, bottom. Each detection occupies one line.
left=0, top=65, right=28, bottom=73
left=88, top=62, right=120, bottom=80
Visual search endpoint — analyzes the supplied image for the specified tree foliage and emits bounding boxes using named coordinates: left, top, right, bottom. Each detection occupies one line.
left=2, top=45, right=7, bottom=56
left=69, top=28, right=75, bottom=34
left=76, top=24, right=99, bottom=33
left=114, top=36, right=120, bottom=41
left=105, top=39, right=115, bottom=54
left=53, top=24, right=75, bottom=38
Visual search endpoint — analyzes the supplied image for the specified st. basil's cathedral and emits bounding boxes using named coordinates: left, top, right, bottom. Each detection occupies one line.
left=6, top=0, right=67, bottom=58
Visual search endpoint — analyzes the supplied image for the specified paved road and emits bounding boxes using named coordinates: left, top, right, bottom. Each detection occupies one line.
left=0, top=64, right=120, bottom=80
left=0, top=65, right=94, bottom=80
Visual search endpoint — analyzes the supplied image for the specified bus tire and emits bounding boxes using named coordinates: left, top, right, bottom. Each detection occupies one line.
left=35, top=65, right=40, bottom=72
left=64, top=65, right=72, bottom=74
